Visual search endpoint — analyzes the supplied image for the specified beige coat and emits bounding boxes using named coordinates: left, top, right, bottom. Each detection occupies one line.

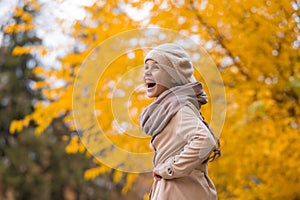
left=149, top=103, right=217, bottom=200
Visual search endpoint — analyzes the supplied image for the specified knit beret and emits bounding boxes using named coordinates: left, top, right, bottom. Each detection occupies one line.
left=144, top=43, right=196, bottom=85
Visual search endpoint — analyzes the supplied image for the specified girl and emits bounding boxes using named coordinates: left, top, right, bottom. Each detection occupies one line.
left=140, top=43, right=220, bottom=200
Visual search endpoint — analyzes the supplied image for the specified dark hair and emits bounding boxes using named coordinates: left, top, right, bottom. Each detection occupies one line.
left=199, top=112, right=221, bottom=162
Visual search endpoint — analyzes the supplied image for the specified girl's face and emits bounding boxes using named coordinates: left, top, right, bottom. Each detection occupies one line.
left=144, top=59, right=174, bottom=98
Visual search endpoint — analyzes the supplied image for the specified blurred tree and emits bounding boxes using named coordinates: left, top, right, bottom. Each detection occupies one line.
left=1, top=1, right=135, bottom=199
left=9, top=0, right=300, bottom=199
left=0, top=131, right=129, bottom=200
left=9, top=1, right=148, bottom=197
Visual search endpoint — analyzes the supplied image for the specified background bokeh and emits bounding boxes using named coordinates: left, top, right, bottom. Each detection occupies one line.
left=1, top=0, right=300, bottom=199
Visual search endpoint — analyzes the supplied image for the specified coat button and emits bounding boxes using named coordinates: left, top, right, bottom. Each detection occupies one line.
left=167, top=168, right=172, bottom=174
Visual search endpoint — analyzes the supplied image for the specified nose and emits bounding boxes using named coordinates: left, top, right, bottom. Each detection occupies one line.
left=144, top=67, right=151, bottom=76
left=145, top=70, right=150, bottom=76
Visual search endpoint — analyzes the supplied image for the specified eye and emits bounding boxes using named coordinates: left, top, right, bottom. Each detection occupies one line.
left=153, top=65, right=160, bottom=70
left=144, top=65, right=149, bottom=70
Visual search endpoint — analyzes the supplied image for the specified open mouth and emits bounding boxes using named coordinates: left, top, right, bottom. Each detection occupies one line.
left=147, top=82, right=156, bottom=88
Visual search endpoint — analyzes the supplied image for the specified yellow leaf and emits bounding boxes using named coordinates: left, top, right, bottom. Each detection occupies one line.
left=12, top=46, right=33, bottom=56
left=14, top=7, right=23, bottom=17
left=9, top=120, right=23, bottom=134
left=113, top=170, right=124, bottom=183
left=121, top=174, right=138, bottom=194
left=21, top=12, right=32, bottom=23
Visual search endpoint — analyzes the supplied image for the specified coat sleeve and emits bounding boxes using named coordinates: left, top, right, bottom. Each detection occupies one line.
left=153, top=105, right=216, bottom=179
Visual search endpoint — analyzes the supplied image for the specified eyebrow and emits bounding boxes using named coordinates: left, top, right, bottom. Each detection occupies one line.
left=145, top=62, right=159, bottom=67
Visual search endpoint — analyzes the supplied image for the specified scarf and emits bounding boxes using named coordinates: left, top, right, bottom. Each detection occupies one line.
left=139, top=82, right=208, bottom=137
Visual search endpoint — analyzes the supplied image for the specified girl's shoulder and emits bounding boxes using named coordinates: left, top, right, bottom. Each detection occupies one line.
left=176, top=103, right=203, bottom=121
left=173, top=104, right=211, bottom=142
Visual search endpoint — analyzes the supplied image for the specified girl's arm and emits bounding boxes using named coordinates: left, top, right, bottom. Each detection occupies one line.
left=153, top=106, right=216, bottom=179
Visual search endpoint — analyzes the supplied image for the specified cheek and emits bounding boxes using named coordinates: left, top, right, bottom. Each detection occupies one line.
left=153, top=72, right=173, bottom=88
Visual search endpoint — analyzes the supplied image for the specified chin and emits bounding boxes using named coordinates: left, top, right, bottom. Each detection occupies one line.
left=147, top=94, right=157, bottom=98
left=147, top=89, right=166, bottom=98
left=146, top=91, right=158, bottom=98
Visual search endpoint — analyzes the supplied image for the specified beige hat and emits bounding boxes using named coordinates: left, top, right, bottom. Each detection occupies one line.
left=144, top=43, right=196, bottom=85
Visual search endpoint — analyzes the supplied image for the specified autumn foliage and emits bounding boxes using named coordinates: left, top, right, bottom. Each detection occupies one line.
left=7, top=0, right=300, bottom=199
